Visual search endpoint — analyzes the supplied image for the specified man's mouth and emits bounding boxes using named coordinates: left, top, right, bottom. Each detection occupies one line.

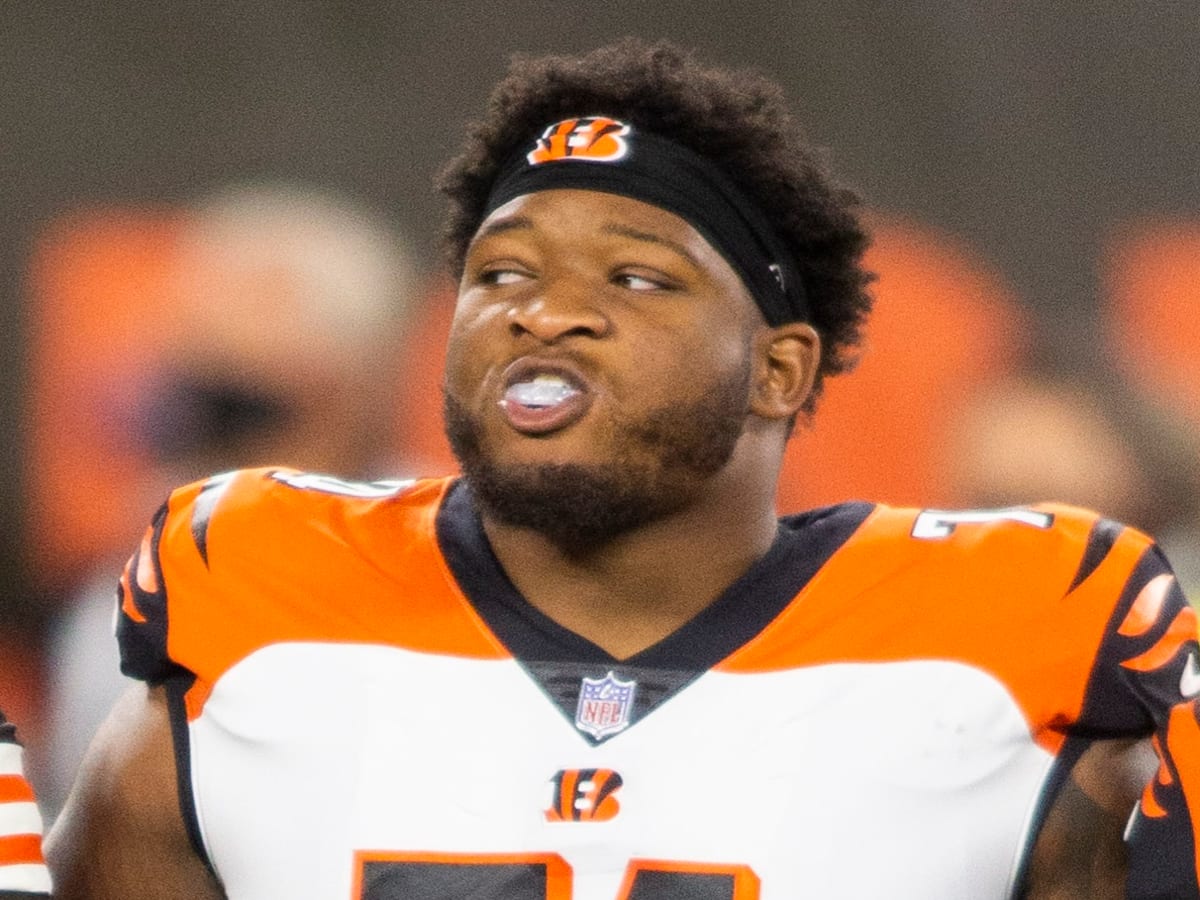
left=498, top=363, right=592, bottom=435
left=503, top=373, right=580, bottom=409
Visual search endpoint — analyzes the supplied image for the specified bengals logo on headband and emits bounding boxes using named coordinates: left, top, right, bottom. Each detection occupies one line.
left=526, top=117, right=631, bottom=165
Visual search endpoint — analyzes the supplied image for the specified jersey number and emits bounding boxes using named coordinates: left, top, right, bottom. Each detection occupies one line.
left=271, top=471, right=414, bottom=499
left=354, top=852, right=760, bottom=899
left=911, top=507, right=1054, bottom=539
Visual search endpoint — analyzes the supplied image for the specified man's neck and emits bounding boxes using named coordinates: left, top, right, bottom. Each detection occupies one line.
left=480, top=486, right=780, bottom=660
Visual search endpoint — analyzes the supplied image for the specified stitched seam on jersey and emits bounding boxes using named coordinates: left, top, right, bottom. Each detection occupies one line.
left=166, top=676, right=221, bottom=884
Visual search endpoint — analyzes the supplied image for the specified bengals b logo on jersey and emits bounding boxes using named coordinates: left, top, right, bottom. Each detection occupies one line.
left=544, top=768, right=623, bottom=822
left=526, top=117, right=631, bottom=165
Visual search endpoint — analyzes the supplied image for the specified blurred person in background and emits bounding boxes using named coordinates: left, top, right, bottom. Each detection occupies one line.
left=36, top=182, right=423, bottom=815
left=1097, top=217, right=1200, bottom=599
left=947, top=371, right=1200, bottom=599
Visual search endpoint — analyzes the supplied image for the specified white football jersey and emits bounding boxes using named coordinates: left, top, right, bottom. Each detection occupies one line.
left=117, top=469, right=1200, bottom=899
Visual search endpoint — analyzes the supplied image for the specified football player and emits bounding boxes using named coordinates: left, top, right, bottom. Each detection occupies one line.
left=49, top=39, right=1199, bottom=899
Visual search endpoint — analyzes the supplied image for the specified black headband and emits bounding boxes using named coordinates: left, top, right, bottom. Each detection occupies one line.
left=481, top=117, right=808, bottom=325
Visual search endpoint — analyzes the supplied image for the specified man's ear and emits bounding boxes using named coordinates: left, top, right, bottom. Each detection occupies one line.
left=749, top=322, right=821, bottom=421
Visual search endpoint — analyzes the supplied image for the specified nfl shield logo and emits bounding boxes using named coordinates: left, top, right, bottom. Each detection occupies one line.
left=575, top=671, right=637, bottom=739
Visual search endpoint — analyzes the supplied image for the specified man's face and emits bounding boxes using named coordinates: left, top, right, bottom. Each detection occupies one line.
left=442, top=188, right=763, bottom=551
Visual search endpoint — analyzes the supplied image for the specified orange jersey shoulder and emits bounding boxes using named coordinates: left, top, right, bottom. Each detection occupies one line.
left=117, top=468, right=509, bottom=718
left=724, top=503, right=1166, bottom=752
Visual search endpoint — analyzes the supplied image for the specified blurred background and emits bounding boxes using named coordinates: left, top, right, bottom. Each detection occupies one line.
left=1, top=2, right=1198, bottom=812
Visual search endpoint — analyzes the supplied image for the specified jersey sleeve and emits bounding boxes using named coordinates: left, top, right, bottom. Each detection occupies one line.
left=1075, top=541, right=1197, bottom=737
left=0, top=711, right=51, bottom=897
left=113, top=467, right=455, bottom=704
left=115, top=496, right=189, bottom=684
left=115, top=468, right=258, bottom=686
left=1081, top=540, right=1200, bottom=897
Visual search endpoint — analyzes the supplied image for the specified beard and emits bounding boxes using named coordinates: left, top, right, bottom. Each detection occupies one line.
left=444, top=360, right=751, bottom=555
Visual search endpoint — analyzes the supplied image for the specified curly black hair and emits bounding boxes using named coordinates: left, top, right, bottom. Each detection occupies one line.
left=438, top=38, right=874, bottom=406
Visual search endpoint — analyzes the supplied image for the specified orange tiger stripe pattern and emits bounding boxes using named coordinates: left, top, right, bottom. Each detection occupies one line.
left=1118, top=573, right=1174, bottom=637
left=1121, top=603, right=1199, bottom=673
left=0, top=711, right=51, bottom=895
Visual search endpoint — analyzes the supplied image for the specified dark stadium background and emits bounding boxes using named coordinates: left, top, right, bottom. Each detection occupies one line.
left=1, top=1, right=1197, bottom=622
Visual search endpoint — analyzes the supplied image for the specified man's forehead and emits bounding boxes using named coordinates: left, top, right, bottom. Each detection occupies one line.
left=470, top=189, right=715, bottom=269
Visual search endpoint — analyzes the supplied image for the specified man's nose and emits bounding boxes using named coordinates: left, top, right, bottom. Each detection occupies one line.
left=507, top=277, right=610, bottom=342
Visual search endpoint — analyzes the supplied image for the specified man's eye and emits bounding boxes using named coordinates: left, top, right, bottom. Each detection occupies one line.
left=614, top=273, right=667, bottom=291
left=481, top=268, right=529, bottom=285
